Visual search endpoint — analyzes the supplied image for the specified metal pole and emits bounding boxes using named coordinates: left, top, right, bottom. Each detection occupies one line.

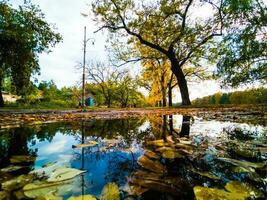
left=82, top=26, right=86, bottom=109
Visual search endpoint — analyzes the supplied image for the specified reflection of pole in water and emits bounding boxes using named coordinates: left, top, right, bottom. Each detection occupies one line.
left=81, top=121, right=85, bottom=195
left=180, top=116, right=191, bottom=137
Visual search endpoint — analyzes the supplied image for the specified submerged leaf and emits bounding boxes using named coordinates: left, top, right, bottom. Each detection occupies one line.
left=100, top=182, right=120, bottom=200
left=23, top=177, right=82, bottom=198
left=225, top=181, right=264, bottom=199
left=10, top=155, right=36, bottom=164
left=218, top=157, right=266, bottom=169
left=129, top=175, right=189, bottom=196
left=0, top=165, right=25, bottom=173
left=122, top=183, right=148, bottom=196
left=137, top=155, right=166, bottom=173
left=47, top=167, right=86, bottom=182
left=191, top=168, right=220, bottom=180
left=144, top=150, right=160, bottom=160
left=193, top=186, right=245, bottom=200
left=36, top=193, right=63, bottom=200
left=194, top=181, right=264, bottom=200
left=0, top=191, right=8, bottom=200
left=146, top=139, right=166, bottom=147
left=161, top=150, right=183, bottom=159
left=23, top=181, right=70, bottom=198
left=68, top=195, right=96, bottom=200
left=2, top=174, right=34, bottom=191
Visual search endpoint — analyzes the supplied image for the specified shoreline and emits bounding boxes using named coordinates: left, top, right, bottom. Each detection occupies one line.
left=0, top=106, right=266, bottom=129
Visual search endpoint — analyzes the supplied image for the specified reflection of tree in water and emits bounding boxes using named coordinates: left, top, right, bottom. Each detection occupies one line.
left=147, top=115, right=192, bottom=139
left=127, top=115, right=196, bottom=200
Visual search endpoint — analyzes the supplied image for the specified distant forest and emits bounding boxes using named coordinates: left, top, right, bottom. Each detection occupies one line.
left=192, top=87, right=267, bottom=106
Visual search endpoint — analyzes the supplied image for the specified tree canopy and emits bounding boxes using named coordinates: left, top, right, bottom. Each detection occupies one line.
left=91, top=0, right=267, bottom=105
left=0, top=1, right=62, bottom=106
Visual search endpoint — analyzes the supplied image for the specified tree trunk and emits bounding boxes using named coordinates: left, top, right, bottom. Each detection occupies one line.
left=180, top=116, right=191, bottom=137
left=0, top=74, right=4, bottom=107
left=170, top=58, right=191, bottom=106
left=162, top=89, right=167, bottom=107
left=168, top=82, right=172, bottom=107
left=160, top=74, right=167, bottom=107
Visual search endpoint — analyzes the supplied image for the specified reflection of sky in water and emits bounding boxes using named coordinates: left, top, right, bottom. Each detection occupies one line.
left=172, top=115, right=265, bottom=138
left=30, top=132, right=78, bottom=169
left=27, top=127, right=143, bottom=199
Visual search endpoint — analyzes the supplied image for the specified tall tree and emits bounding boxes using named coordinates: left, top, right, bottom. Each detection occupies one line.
left=86, top=61, right=126, bottom=107
left=91, top=0, right=266, bottom=105
left=0, top=1, right=62, bottom=106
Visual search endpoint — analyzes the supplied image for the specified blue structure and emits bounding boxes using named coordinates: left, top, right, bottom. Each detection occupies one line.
left=85, top=97, right=94, bottom=107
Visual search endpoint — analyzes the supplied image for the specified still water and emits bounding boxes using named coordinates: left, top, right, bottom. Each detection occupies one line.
left=0, top=115, right=266, bottom=199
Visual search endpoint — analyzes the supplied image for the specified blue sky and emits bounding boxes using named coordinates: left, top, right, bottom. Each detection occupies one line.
left=9, top=0, right=265, bottom=101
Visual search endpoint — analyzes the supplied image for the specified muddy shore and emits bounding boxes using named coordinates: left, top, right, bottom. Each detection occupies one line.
left=0, top=106, right=266, bottom=129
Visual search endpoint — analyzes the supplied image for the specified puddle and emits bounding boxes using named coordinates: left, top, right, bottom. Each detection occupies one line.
left=0, top=115, right=266, bottom=199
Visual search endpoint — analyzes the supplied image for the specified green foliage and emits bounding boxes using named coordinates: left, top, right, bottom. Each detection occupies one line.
left=11, top=80, right=78, bottom=109
left=0, top=1, right=62, bottom=106
left=87, top=61, right=147, bottom=108
left=192, top=87, right=267, bottom=106
left=92, top=0, right=267, bottom=105
left=215, top=0, right=267, bottom=87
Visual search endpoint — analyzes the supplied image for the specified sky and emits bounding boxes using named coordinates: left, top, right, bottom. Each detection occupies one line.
left=9, top=0, right=264, bottom=102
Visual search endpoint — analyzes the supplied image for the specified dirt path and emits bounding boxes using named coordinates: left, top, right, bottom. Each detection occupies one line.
left=0, top=106, right=266, bottom=129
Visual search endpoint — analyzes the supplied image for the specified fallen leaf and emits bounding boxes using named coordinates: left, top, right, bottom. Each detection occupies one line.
left=137, top=155, right=166, bottom=173
left=100, top=182, right=120, bottom=200
left=47, top=167, right=86, bottom=182
left=72, top=141, right=98, bottom=148
left=10, top=155, right=36, bottom=164
left=68, top=195, right=96, bottom=200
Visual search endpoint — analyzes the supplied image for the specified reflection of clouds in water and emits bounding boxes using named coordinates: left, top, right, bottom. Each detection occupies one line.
left=172, top=115, right=184, bottom=130
left=170, top=115, right=265, bottom=138
left=138, top=121, right=150, bottom=132
left=190, top=120, right=265, bottom=138
left=35, top=132, right=77, bottom=156
left=44, top=139, right=68, bottom=154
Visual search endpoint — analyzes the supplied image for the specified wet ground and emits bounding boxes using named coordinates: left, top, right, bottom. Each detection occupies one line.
left=0, top=114, right=266, bottom=199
